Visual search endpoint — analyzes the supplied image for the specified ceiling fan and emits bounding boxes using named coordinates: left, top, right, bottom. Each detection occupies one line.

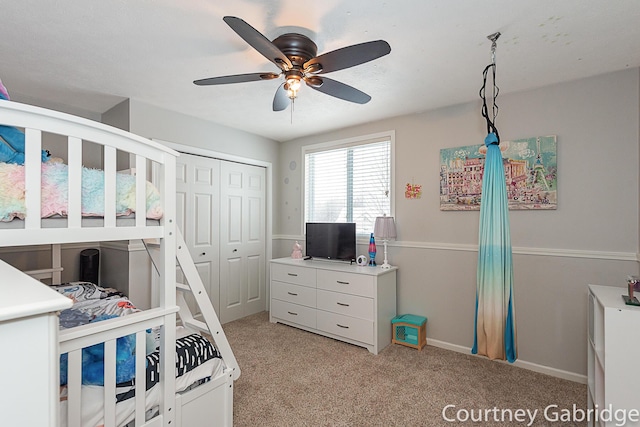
left=194, top=16, right=391, bottom=111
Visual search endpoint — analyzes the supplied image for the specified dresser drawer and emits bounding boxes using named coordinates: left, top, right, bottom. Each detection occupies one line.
left=271, top=299, right=316, bottom=329
left=317, top=310, right=374, bottom=344
left=271, top=263, right=316, bottom=287
left=272, top=281, right=316, bottom=308
left=316, top=289, right=373, bottom=320
left=317, top=269, right=374, bottom=297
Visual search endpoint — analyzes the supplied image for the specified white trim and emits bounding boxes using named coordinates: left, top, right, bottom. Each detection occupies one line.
left=156, top=139, right=272, bottom=169
left=0, top=241, right=148, bottom=254
left=0, top=242, right=100, bottom=254
left=301, top=130, right=396, bottom=236
left=100, top=240, right=147, bottom=252
left=512, top=246, right=637, bottom=261
left=399, top=241, right=638, bottom=261
left=302, top=130, right=395, bottom=153
left=427, top=338, right=587, bottom=384
left=274, top=234, right=306, bottom=241
left=271, top=235, right=637, bottom=262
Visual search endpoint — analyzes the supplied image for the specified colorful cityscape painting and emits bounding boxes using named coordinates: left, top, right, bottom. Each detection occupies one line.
left=439, top=135, right=557, bottom=210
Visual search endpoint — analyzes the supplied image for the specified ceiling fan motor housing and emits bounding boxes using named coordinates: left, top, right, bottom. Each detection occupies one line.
left=272, top=33, right=318, bottom=67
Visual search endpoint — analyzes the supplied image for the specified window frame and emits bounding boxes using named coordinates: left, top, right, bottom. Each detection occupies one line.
left=301, top=130, right=395, bottom=238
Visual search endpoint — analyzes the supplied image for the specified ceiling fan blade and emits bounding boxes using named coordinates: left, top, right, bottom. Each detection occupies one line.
left=223, top=16, right=293, bottom=71
left=305, top=77, right=371, bottom=104
left=273, top=83, right=290, bottom=111
left=304, top=40, right=390, bottom=74
left=194, top=72, right=279, bottom=86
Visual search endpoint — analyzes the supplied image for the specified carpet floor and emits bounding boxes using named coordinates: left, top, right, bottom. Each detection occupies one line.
left=223, top=311, right=587, bottom=426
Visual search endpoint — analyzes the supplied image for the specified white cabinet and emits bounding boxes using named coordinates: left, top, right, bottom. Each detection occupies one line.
left=0, top=260, right=72, bottom=427
left=587, top=284, right=640, bottom=426
left=269, top=258, right=396, bottom=354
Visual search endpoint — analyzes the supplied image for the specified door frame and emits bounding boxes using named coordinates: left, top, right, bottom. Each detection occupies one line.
left=153, top=139, right=273, bottom=311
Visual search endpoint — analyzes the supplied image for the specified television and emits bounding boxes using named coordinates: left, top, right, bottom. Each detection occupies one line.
left=305, top=222, right=356, bottom=262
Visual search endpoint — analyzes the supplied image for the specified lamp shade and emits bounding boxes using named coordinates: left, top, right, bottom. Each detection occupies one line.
left=374, top=215, right=397, bottom=240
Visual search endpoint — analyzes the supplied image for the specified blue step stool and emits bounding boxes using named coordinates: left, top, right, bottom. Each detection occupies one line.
left=392, top=314, right=427, bottom=351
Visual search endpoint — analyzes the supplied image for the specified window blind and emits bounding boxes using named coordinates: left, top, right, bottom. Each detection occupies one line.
left=305, top=138, right=391, bottom=235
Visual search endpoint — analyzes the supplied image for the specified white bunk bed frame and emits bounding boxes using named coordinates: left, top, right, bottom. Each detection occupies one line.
left=0, top=101, right=239, bottom=427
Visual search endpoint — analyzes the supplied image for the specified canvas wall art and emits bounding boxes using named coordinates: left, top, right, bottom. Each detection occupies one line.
left=439, top=135, right=557, bottom=210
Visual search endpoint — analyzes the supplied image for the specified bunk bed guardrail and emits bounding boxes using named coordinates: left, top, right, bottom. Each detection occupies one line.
left=0, top=100, right=237, bottom=427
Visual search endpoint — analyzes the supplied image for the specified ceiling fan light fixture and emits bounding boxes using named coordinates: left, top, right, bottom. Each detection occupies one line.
left=285, top=74, right=302, bottom=99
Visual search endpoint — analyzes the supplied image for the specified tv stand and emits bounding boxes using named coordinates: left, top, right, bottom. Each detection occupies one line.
left=269, top=257, right=397, bottom=354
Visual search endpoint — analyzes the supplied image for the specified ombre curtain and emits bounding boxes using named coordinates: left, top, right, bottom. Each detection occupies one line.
left=472, top=133, right=517, bottom=363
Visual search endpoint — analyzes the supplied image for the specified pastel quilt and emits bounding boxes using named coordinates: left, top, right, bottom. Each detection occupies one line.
left=0, top=161, right=162, bottom=221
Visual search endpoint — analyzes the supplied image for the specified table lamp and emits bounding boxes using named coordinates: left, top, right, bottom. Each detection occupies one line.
left=374, top=214, right=397, bottom=269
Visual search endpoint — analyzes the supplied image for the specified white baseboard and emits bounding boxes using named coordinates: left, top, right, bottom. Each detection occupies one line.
left=427, top=338, right=587, bottom=384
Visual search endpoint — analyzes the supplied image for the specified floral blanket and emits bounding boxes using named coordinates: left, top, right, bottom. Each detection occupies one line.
left=0, top=161, right=162, bottom=221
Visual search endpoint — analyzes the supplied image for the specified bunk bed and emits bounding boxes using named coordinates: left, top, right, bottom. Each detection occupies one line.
left=0, top=101, right=239, bottom=427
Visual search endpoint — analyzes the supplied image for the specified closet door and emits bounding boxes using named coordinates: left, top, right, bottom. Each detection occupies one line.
left=176, top=153, right=221, bottom=316
left=219, top=161, right=266, bottom=323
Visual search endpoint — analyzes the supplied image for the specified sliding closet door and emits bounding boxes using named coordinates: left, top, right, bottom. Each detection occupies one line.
left=176, top=153, right=221, bottom=316
left=219, top=161, right=266, bottom=323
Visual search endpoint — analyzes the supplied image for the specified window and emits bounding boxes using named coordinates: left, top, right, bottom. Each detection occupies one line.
left=304, top=132, right=393, bottom=236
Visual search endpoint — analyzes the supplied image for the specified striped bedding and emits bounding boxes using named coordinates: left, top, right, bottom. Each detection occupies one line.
left=54, top=282, right=223, bottom=427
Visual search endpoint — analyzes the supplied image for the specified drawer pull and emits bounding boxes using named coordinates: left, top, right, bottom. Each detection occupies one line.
left=336, top=280, right=350, bottom=285
left=337, top=302, right=350, bottom=307
left=336, top=324, right=349, bottom=329
left=288, top=273, right=298, bottom=277
left=287, top=311, right=298, bottom=316
left=287, top=292, right=298, bottom=296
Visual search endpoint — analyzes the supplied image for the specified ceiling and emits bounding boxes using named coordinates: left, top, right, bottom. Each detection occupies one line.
left=2, top=1, right=640, bottom=142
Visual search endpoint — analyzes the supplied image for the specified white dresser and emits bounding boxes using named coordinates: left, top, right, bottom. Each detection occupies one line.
left=269, top=257, right=397, bottom=354
left=587, top=284, right=640, bottom=426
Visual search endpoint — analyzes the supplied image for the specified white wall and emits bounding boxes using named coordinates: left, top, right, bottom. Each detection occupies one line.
left=274, top=68, right=640, bottom=380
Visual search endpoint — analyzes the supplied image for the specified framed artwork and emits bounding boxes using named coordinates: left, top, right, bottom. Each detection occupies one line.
left=439, top=135, right=557, bottom=211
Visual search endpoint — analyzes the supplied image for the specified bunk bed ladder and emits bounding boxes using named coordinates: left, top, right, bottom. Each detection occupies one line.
left=174, top=231, right=241, bottom=380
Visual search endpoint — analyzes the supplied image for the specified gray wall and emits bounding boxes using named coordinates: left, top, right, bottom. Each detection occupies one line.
left=127, top=99, right=280, bottom=163
left=103, top=98, right=281, bottom=166
left=274, top=68, right=640, bottom=379
left=0, top=244, right=100, bottom=285
left=7, top=67, right=638, bottom=380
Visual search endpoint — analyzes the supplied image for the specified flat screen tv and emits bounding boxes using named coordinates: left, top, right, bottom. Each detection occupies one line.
left=305, top=222, right=356, bottom=262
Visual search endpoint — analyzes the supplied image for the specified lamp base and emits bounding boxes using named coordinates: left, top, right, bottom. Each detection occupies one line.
left=380, top=240, right=392, bottom=269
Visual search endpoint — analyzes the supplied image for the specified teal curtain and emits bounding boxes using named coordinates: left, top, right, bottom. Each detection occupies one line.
left=472, top=133, right=517, bottom=363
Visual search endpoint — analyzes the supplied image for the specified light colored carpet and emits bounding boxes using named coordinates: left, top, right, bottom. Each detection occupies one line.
left=223, top=311, right=586, bottom=426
